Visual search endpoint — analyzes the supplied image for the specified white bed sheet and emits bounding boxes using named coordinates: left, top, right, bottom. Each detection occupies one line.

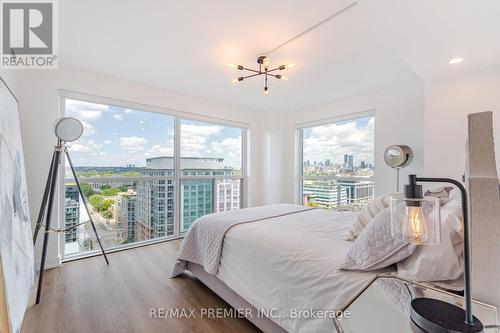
left=216, top=208, right=391, bottom=333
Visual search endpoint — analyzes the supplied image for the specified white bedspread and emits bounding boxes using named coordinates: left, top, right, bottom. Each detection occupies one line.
left=171, top=204, right=313, bottom=277
left=216, top=208, right=390, bottom=333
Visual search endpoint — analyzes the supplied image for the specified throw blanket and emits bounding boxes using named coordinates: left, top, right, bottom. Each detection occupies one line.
left=170, top=204, right=313, bottom=277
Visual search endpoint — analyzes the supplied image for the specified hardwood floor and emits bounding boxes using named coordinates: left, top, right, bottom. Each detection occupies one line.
left=22, top=240, right=260, bottom=333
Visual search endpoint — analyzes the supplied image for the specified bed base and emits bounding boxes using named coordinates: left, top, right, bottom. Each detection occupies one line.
left=187, top=262, right=288, bottom=333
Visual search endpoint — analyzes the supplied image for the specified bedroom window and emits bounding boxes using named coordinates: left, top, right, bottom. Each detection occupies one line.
left=62, top=96, right=246, bottom=258
left=298, top=113, right=374, bottom=211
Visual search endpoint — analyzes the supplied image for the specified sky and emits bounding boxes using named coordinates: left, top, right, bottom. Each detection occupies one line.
left=65, top=99, right=242, bottom=168
left=302, top=116, right=374, bottom=166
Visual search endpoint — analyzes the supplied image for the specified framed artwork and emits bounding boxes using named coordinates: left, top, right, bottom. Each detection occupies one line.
left=0, top=77, right=34, bottom=333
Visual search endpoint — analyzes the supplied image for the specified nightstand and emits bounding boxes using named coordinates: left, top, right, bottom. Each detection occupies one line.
left=333, top=274, right=499, bottom=333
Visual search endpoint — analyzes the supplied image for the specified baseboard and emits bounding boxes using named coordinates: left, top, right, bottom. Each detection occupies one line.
left=35, top=255, right=61, bottom=271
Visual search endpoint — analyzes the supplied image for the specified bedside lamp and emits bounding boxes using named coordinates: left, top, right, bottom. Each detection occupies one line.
left=390, top=175, right=483, bottom=333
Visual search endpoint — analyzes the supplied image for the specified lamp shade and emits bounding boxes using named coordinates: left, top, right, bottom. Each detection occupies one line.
left=54, top=117, right=83, bottom=142
left=390, top=194, right=441, bottom=245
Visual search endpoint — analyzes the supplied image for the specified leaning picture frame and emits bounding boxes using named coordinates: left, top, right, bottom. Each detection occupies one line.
left=0, top=77, right=35, bottom=333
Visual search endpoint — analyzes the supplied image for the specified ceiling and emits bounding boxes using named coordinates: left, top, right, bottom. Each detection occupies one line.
left=59, top=0, right=500, bottom=112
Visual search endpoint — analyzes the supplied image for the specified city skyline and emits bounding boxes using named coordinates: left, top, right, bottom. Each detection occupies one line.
left=302, top=116, right=374, bottom=166
left=65, top=98, right=243, bottom=168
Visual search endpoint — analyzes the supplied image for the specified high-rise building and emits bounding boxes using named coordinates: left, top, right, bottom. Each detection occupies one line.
left=136, top=159, right=174, bottom=240
left=64, top=198, right=79, bottom=243
left=347, top=155, right=354, bottom=172
left=135, top=156, right=240, bottom=241
left=302, top=180, right=348, bottom=209
left=65, top=184, right=79, bottom=202
left=215, top=179, right=241, bottom=213
left=338, top=180, right=374, bottom=206
left=120, top=194, right=136, bottom=241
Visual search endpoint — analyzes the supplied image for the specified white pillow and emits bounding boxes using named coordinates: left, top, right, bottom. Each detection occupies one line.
left=339, top=206, right=417, bottom=271
left=345, top=195, right=391, bottom=241
left=396, top=199, right=463, bottom=282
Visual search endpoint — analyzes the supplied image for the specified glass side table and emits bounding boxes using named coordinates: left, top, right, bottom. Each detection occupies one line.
left=333, top=273, right=499, bottom=333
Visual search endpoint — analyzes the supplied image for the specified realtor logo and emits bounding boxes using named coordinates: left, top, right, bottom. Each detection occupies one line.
left=1, top=0, right=57, bottom=69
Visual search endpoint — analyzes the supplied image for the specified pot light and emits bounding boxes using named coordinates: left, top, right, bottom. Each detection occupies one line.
left=449, top=57, right=464, bottom=64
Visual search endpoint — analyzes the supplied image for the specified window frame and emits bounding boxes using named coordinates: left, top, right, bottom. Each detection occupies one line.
left=59, top=91, right=249, bottom=261
left=295, top=109, right=375, bottom=206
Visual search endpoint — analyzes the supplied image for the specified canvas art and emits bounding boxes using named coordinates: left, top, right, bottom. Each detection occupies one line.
left=0, top=78, right=34, bottom=333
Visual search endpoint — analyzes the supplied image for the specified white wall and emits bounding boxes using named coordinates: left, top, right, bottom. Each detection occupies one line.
left=2, top=66, right=268, bottom=268
left=424, top=66, right=500, bottom=181
left=282, top=80, right=426, bottom=202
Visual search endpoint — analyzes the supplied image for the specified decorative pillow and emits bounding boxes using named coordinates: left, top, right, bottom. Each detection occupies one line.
left=345, top=195, right=391, bottom=241
left=396, top=199, right=463, bottom=282
left=339, top=206, right=417, bottom=271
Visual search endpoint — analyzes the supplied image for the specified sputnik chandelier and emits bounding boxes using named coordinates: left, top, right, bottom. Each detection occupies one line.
left=228, top=55, right=294, bottom=95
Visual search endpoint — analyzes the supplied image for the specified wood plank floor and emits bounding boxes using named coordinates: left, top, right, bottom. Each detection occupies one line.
left=22, top=240, right=260, bottom=333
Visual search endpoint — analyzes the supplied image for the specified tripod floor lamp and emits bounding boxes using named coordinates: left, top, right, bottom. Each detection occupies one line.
left=33, top=117, right=109, bottom=304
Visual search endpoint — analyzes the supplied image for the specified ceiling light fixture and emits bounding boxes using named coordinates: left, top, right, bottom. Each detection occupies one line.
left=449, top=57, right=464, bottom=64
left=229, top=55, right=293, bottom=95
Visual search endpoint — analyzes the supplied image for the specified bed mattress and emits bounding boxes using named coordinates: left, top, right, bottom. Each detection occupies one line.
left=216, top=208, right=390, bottom=333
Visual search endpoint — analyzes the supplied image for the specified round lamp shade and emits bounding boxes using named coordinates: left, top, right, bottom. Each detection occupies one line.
left=54, top=117, right=83, bottom=142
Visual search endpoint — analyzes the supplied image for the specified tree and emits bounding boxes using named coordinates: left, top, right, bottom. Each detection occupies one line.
left=118, top=185, right=129, bottom=192
left=80, top=183, right=94, bottom=198
left=100, top=184, right=111, bottom=191
left=102, top=210, right=113, bottom=219
left=102, top=188, right=120, bottom=196
left=88, top=194, right=104, bottom=210
left=101, top=199, right=114, bottom=211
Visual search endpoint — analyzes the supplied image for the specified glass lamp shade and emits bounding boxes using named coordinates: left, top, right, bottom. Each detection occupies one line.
left=390, top=194, right=441, bottom=245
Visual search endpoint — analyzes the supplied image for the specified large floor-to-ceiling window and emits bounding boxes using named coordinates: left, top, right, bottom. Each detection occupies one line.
left=62, top=96, right=247, bottom=258
left=297, top=113, right=374, bottom=211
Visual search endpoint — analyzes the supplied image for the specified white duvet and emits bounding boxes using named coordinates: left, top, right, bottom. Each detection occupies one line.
left=216, top=208, right=388, bottom=333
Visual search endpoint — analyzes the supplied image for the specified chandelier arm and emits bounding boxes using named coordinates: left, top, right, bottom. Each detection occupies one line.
left=241, top=72, right=263, bottom=80
left=241, top=67, right=262, bottom=74
left=266, top=67, right=283, bottom=73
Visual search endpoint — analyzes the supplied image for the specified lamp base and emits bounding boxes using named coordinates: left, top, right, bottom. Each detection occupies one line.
left=410, top=298, right=483, bottom=333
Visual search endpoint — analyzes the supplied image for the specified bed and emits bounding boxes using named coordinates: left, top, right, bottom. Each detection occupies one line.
left=171, top=111, right=500, bottom=333
left=171, top=205, right=394, bottom=332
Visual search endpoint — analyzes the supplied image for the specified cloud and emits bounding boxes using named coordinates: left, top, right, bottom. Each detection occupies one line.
left=80, top=120, right=95, bottom=136
left=139, top=120, right=144, bottom=124
left=180, top=123, right=223, bottom=156
left=303, top=117, right=374, bottom=165
left=123, top=109, right=134, bottom=114
left=119, top=136, right=148, bottom=153
left=67, top=139, right=102, bottom=153
left=144, top=144, right=174, bottom=158
left=112, top=114, right=123, bottom=120
left=212, top=136, right=241, bottom=166
left=65, top=99, right=108, bottom=122
left=103, top=140, right=112, bottom=144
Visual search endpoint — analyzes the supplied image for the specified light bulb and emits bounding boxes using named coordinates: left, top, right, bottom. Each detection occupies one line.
left=287, top=64, right=295, bottom=68
left=402, top=206, right=428, bottom=244
left=281, top=75, right=289, bottom=80
left=264, top=87, right=269, bottom=95
left=232, top=78, right=239, bottom=83
left=228, top=63, right=238, bottom=68
left=263, top=57, right=270, bottom=69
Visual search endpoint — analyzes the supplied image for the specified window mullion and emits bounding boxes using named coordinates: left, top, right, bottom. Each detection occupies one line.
left=174, top=117, right=181, bottom=238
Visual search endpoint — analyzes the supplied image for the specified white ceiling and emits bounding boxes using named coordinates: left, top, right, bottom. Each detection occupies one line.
left=59, top=0, right=500, bottom=112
